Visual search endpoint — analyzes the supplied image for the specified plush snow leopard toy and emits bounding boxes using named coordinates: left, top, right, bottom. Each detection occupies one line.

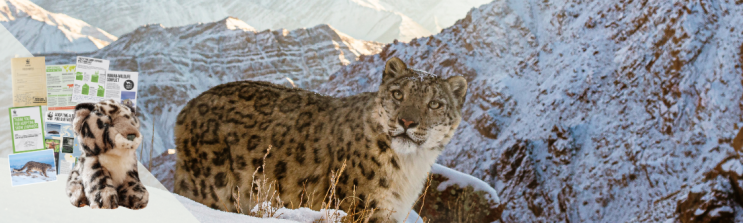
left=66, top=99, right=149, bottom=209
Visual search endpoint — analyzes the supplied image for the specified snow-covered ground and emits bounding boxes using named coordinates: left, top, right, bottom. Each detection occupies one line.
left=173, top=193, right=426, bottom=223
left=10, top=169, right=57, bottom=186
left=0, top=0, right=117, bottom=54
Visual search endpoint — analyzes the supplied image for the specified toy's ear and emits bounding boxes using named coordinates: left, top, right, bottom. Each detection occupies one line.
left=124, top=103, right=136, bottom=115
left=73, top=103, right=97, bottom=135
left=73, top=103, right=96, bottom=119
left=383, top=57, right=407, bottom=83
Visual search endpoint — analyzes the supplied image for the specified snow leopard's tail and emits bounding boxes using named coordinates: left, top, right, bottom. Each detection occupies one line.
left=13, top=162, right=31, bottom=172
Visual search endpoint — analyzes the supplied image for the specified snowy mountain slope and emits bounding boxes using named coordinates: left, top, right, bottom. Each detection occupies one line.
left=40, top=16, right=383, bottom=158
left=317, top=0, right=743, bottom=222
left=0, top=0, right=116, bottom=54
left=29, top=0, right=486, bottom=43
left=365, top=0, right=492, bottom=34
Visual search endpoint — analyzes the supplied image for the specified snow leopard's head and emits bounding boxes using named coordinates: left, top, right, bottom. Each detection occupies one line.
left=376, top=57, right=468, bottom=154
left=73, top=99, right=142, bottom=155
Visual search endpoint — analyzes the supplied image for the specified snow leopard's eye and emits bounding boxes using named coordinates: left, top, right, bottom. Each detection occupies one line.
left=428, top=101, right=441, bottom=109
left=392, top=90, right=404, bottom=100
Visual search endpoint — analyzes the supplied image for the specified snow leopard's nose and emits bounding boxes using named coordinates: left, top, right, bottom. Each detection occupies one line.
left=398, top=118, right=418, bottom=129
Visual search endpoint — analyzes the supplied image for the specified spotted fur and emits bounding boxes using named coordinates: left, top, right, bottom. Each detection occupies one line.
left=174, top=57, right=467, bottom=222
left=66, top=99, right=149, bottom=210
left=13, top=161, right=53, bottom=177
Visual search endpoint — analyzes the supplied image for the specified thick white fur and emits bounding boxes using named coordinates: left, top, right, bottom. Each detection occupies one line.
left=98, top=133, right=140, bottom=186
left=384, top=148, right=441, bottom=221
left=373, top=102, right=457, bottom=222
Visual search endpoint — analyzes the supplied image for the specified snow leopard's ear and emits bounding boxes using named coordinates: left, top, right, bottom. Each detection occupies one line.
left=383, top=57, right=407, bottom=83
left=447, top=76, right=468, bottom=107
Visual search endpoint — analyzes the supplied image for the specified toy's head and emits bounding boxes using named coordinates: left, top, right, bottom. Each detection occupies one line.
left=72, top=99, right=142, bottom=155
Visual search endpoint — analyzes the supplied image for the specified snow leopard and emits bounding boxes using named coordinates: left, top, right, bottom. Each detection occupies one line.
left=13, top=161, right=53, bottom=177
left=66, top=99, right=149, bottom=209
left=174, top=57, right=468, bottom=222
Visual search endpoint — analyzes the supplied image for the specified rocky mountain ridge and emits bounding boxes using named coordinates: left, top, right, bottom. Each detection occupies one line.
left=317, top=0, right=743, bottom=222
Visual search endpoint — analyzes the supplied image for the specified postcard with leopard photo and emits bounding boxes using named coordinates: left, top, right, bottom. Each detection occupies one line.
left=8, top=149, right=58, bottom=187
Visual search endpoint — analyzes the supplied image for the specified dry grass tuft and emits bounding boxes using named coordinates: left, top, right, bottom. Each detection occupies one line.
left=224, top=145, right=489, bottom=223
left=228, top=145, right=402, bottom=223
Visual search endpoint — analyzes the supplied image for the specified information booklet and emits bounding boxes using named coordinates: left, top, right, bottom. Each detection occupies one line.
left=44, top=110, right=76, bottom=154
left=72, top=56, right=110, bottom=103
left=9, top=106, right=46, bottom=153
left=105, top=71, right=139, bottom=108
left=11, top=57, right=47, bottom=107
left=46, top=64, right=77, bottom=110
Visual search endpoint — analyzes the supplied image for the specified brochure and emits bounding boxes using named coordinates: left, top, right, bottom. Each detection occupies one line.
left=72, top=56, right=109, bottom=103
left=105, top=71, right=139, bottom=108
left=44, top=110, right=76, bottom=154
left=11, top=57, right=47, bottom=106
left=9, top=106, right=46, bottom=153
left=58, top=153, right=76, bottom=175
left=46, top=64, right=77, bottom=110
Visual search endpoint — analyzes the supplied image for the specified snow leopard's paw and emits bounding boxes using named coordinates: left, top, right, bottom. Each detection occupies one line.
left=89, top=186, right=119, bottom=209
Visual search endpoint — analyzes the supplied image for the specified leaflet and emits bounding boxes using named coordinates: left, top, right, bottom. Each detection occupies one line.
left=72, top=56, right=109, bottom=103
left=46, top=64, right=77, bottom=110
left=44, top=110, right=77, bottom=154
left=105, top=71, right=139, bottom=108
left=58, top=153, right=76, bottom=175
left=11, top=57, right=47, bottom=106
left=9, top=106, right=46, bottom=153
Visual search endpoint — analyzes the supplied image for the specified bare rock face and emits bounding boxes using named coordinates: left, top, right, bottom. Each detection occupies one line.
left=675, top=130, right=743, bottom=223
left=318, top=0, right=743, bottom=222
left=40, top=16, right=382, bottom=156
left=148, top=150, right=176, bottom=192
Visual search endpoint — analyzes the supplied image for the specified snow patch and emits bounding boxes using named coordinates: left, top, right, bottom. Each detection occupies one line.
left=250, top=202, right=347, bottom=223
left=431, top=163, right=500, bottom=204
left=721, top=159, right=743, bottom=176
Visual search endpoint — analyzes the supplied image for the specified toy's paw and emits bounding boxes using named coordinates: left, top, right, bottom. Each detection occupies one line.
left=119, top=183, right=149, bottom=210
left=67, top=183, right=88, bottom=207
left=89, top=187, right=119, bottom=209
